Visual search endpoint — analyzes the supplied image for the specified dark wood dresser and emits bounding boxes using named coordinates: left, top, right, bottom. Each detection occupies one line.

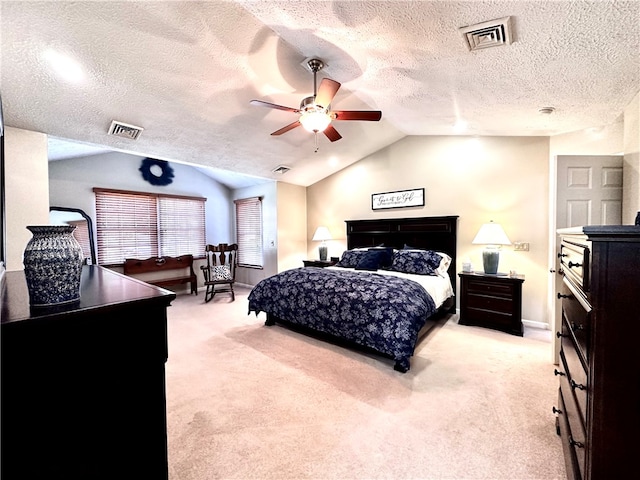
left=555, top=226, right=640, bottom=480
left=1, top=265, right=176, bottom=480
left=458, top=272, right=524, bottom=336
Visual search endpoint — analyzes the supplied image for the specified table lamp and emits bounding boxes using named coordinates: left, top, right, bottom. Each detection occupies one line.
left=472, top=220, right=511, bottom=274
left=312, top=226, right=332, bottom=261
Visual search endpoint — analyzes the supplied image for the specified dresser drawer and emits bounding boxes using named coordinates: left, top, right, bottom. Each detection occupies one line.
left=560, top=240, right=590, bottom=292
left=466, top=279, right=514, bottom=298
left=561, top=317, right=588, bottom=426
left=561, top=277, right=592, bottom=365
left=558, top=375, right=586, bottom=480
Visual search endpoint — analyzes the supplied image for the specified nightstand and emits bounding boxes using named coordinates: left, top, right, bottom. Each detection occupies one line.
left=302, top=260, right=336, bottom=268
left=458, top=272, right=524, bottom=336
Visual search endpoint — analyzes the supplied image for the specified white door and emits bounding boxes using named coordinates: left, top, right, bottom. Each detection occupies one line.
left=550, top=155, right=623, bottom=361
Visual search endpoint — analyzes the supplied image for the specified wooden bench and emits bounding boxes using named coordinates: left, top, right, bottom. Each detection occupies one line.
left=123, top=255, right=197, bottom=294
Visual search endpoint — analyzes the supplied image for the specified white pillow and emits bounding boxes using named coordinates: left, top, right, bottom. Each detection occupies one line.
left=435, top=252, right=452, bottom=277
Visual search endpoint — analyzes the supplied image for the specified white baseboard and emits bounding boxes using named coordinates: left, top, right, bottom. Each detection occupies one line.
left=523, top=319, right=550, bottom=330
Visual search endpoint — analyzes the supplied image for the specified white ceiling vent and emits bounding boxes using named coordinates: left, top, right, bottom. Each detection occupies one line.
left=272, top=165, right=291, bottom=174
left=459, top=17, right=513, bottom=51
left=108, top=120, right=144, bottom=140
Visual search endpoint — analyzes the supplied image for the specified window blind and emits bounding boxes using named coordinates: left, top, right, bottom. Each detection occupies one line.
left=68, top=220, right=92, bottom=263
left=94, top=188, right=206, bottom=265
left=235, top=197, right=263, bottom=268
left=159, top=196, right=205, bottom=257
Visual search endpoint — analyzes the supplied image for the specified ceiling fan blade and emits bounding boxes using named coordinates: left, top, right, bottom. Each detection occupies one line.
left=315, top=78, right=341, bottom=109
left=332, top=110, right=382, bottom=121
left=271, top=120, right=301, bottom=136
left=323, top=124, right=342, bottom=142
left=250, top=99, right=299, bottom=113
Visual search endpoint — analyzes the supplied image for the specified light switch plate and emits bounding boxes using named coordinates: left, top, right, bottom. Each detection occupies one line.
left=513, top=242, right=530, bottom=251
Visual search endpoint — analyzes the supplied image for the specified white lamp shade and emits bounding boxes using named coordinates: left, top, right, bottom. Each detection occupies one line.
left=472, top=221, right=511, bottom=246
left=312, top=226, right=332, bottom=242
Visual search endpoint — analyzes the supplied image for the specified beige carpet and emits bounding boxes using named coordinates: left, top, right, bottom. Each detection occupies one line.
left=165, top=286, right=566, bottom=480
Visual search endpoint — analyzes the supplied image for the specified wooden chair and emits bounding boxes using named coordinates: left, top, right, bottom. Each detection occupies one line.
left=201, top=243, right=238, bottom=302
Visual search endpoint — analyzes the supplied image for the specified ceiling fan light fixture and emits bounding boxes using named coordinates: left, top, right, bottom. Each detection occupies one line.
left=299, top=110, right=331, bottom=133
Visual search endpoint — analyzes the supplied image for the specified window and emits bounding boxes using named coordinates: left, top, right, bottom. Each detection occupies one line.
left=235, top=196, right=263, bottom=268
left=68, top=220, right=92, bottom=263
left=94, top=188, right=205, bottom=265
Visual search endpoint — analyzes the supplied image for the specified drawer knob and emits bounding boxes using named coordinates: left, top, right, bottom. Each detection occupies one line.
left=552, top=406, right=563, bottom=415
left=558, top=253, right=568, bottom=258
left=568, top=261, right=582, bottom=268
left=570, top=379, right=586, bottom=391
left=557, top=293, right=570, bottom=299
left=554, top=369, right=566, bottom=377
left=569, top=437, right=585, bottom=449
left=556, top=331, right=567, bottom=338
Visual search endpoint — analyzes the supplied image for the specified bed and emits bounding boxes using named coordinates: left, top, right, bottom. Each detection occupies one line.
left=248, top=216, right=458, bottom=372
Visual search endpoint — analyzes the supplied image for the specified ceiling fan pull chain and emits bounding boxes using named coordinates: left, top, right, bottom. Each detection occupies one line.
left=314, top=132, right=319, bottom=153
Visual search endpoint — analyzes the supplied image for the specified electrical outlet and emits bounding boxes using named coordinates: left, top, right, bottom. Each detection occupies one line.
left=513, top=242, right=529, bottom=251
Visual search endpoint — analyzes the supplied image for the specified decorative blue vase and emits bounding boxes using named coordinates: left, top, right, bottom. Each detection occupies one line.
left=23, top=225, right=84, bottom=306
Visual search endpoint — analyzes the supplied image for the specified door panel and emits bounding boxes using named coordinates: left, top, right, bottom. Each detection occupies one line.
left=551, top=155, right=623, bottom=361
left=557, top=156, right=623, bottom=227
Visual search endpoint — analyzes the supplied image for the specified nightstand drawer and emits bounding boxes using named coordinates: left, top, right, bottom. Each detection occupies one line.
left=465, top=306, right=514, bottom=327
left=302, top=260, right=336, bottom=268
left=467, top=280, right=514, bottom=298
left=458, top=272, right=524, bottom=336
left=467, top=293, right=513, bottom=313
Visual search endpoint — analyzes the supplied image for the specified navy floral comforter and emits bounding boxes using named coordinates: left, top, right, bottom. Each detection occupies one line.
left=247, top=267, right=436, bottom=371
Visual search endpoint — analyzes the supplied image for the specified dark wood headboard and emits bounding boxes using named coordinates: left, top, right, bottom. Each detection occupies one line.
left=345, top=216, right=459, bottom=298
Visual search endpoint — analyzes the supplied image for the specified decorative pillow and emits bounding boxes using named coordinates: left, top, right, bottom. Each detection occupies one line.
left=367, top=247, right=394, bottom=269
left=335, top=249, right=368, bottom=268
left=212, top=265, right=232, bottom=280
left=355, top=251, right=383, bottom=271
left=390, top=250, right=442, bottom=275
left=354, top=248, right=394, bottom=271
left=403, top=245, right=451, bottom=276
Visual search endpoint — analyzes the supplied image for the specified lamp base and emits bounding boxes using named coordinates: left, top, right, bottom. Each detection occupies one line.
left=318, top=245, right=328, bottom=261
left=482, top=249, right=500, bottom=275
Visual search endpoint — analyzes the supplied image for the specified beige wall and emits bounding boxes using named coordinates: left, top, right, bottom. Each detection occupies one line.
left=549, top=117, right=624, bottom=156
left=276, top=181, right=307, bottom=272
left=307, top=135, right=550, bottom=324
left=623, top=91, right=640, bottom=223
left=4, top=126, right=49, bottom=271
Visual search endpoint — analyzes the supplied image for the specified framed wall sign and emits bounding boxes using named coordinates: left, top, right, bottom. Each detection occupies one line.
left=371, top=188, right=425, bottom=210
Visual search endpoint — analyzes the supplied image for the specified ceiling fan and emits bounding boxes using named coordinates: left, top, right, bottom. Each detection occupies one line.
left=250, top=58, right=382, bottom=150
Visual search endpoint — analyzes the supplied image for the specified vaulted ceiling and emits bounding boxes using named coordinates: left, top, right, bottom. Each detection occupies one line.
left=2, top=1, right=639, bottom=188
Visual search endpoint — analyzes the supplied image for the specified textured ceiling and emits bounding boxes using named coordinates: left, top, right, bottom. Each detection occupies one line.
left=2, top=1, right=639, bottom=188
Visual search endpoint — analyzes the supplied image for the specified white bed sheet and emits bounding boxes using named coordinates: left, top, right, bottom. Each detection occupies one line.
left=326, top=266, right=454, bottom=309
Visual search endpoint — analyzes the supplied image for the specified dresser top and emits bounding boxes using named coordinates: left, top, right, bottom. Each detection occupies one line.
left=558, top=225, right=640, bottom=240
left=1, top=265, right=176, bottom=324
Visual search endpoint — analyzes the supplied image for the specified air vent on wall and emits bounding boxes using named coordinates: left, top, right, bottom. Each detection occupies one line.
left=108, top=120, right=144, bottom=140
left=459, top=16, right=513, bottom=51
left=272, top=165, right=291, bottom=174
